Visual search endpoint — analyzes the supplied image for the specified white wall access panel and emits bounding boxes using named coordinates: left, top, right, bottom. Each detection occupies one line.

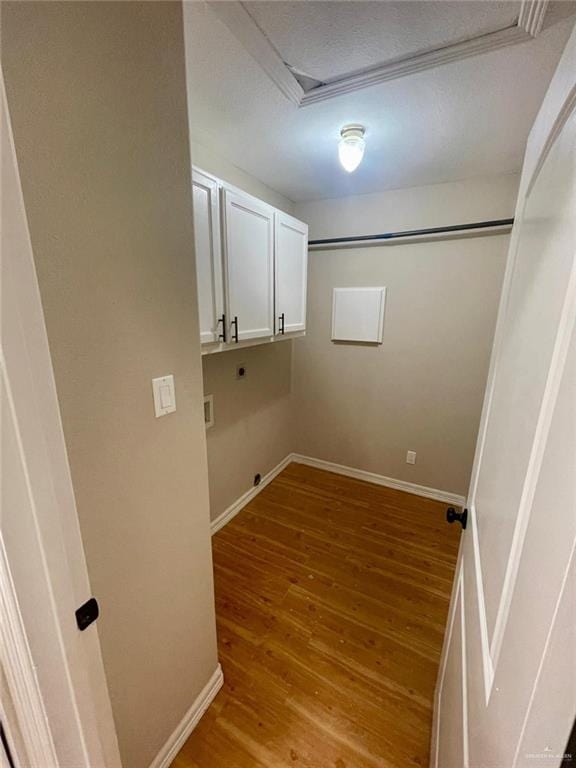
left=223, top=189, right=274, bottom=342
left=192, top=170, right=225, bottom=344
left=275, top=211, right=308, bottom=334
left=331, top=287, right=386, bottom=343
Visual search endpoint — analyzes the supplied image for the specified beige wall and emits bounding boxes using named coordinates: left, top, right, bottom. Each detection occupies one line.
left=292, top=175, right=519, bottom=496
left=191, top=140, right=294, bottom=215
left=202, top=343, right=295, bottom=520
left=181, top=0, right=294, bottom=218
left=1, top=4, right=218, bottom=767
left=198, top=167, right=518, bottom=512
left=185, top=112, right=297, bottom=522
left=296, top=173, right=519, bottom=240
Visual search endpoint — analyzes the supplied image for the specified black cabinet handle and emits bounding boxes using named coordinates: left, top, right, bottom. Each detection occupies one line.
left=446, top=507, right=468, bottom=530
left=231, top=316, right=239, bottom=343
left=217, top=313, right=226, bottom=342
left=279, top=312, right=285, bottom=335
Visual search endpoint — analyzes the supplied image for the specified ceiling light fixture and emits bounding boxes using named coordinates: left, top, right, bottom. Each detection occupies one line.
left=338, top=124, right=366, bottom=173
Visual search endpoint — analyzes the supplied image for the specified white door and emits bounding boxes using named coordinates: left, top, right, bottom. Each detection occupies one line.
left=275, top=211, right=308, bottom=335
left=192, top=170, right=225, bottom=345
left=432, top=28, right=576, bottom=768
left=1, top=73, right=121, bottom=768
left=222, top=188, right=274, bottom=342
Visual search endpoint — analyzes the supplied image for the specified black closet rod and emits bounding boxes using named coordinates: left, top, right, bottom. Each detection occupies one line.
left=308, top=218, right=514, bottom=246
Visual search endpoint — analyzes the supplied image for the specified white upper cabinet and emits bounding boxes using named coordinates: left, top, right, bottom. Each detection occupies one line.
left=192, top=170, right=225, bottom=344
left=190, top=166, right=307, bottom=352
left=222, top=188, right=275, bottom=342
left=275, top=212, right=308, bottom=335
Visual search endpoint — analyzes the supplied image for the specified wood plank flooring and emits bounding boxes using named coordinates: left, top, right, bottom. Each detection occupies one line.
left=172, top=463, right=461, bottom=768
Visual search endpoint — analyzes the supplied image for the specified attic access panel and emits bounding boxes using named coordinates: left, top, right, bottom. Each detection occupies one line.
left=331, top=287, right=386, bottom=343
left=242, top=1, right=522, bottom=84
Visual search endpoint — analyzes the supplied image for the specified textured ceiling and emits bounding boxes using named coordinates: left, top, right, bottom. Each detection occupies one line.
left=242, top=1, right=521, bottom=82
left=183, top=2, right=575, bottom=202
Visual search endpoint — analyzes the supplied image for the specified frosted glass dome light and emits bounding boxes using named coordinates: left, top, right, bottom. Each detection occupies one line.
left=338, top=125, right=366, bottom=173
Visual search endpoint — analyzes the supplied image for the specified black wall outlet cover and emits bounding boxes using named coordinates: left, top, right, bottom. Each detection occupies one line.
left=254, top=473, right=261, bottom=486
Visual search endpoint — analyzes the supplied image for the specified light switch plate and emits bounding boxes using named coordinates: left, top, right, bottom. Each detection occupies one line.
left=152, top=375, right=176, bottom=418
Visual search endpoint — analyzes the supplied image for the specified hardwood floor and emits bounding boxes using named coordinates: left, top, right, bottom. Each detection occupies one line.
left=172, top=463, right=461, bottom=768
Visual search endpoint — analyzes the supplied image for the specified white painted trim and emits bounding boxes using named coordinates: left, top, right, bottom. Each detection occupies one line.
left=460, top=34, right=576, bottom=708
left=433, top=567, right=469, bottom=767
left=466, top=83, right=576, bottom=699
left=521, top=26, right=576, bottom=204
left=211, top=452, right=464, bottom=537
left=430, top=540, right=464, bottom=764
left=459, top=136, right=528, bottom=712
left=291, top=454, right=466, bottom=507
left=518, top=0, right=549, bottom=37
left=525, top=82, right=576, bottom=200
left=466, top=213, right=525, bottom=505
left=1, top=70, right=121, bottom=767
left=511, top=537, right=576, bottom=768
left=300, top=25, right=531, bottom=106
left=148, top=665, right=224, bottom=768
left=490, top=227, right=576, bottom=669
left=207, top=0, right=559, bottom=107
left=206, top=1, right=303, bottom=106
left=460, top=569, right=470, bottom=768
left=433, top=565, right=464, bottom=768
left=432, top=24, right=576, bottom=766
left=0, top=536, right=58, bottom=768
left=207, top=3, right=557, bottom=108
left=210, top=454, right=294, bottom=535
left=470, top=505, right=495, bottom=705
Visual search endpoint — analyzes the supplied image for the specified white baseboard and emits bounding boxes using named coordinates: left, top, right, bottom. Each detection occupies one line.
left=291, top=453, right=466, bottom=507
left=210, top=453, right=465, bottom=537
left=149, top=664, right=223, bottom=768
left=210, top=454, right=293, bottom=535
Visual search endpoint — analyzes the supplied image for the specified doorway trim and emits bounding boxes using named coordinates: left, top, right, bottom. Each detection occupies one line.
left=462, top=37, right=576, bottom=707
left=1, top=70, right=121, bottom=767
left=0, top=535, right=58, bottom=767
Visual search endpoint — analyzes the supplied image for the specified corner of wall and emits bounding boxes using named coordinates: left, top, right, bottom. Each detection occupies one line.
left=189, top=139, right=296, bottom=215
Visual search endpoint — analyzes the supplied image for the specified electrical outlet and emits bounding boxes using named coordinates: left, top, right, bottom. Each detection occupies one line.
left=236, top=363, right=247, bottom=379
left=254, top=473, right=261, bottom=486
left=406, top=450, right=417, bottom=465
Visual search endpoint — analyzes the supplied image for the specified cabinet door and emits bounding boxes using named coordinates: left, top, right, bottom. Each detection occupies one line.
left=223, top=189, right=274, bottom=341
left=275, top=212, right=308, bottom=334
left=192, top=170, right=224, bottom=344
